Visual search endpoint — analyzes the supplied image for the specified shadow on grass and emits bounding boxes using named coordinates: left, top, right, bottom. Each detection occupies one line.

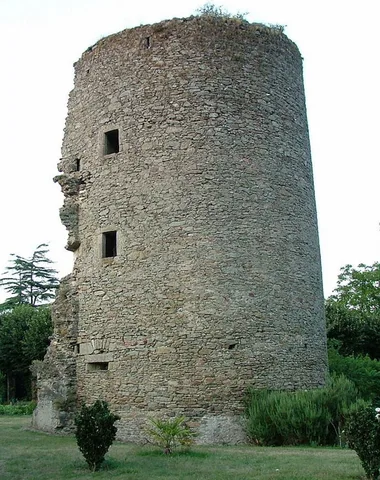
left=102, top=458, right=139, bottom=473
left=137, top=449, right=210, bottom=459
left=71, top=457, right=139, bottom=474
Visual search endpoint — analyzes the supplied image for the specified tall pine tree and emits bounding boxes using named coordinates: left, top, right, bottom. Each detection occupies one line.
left=0, top=244, right=59, bottom=308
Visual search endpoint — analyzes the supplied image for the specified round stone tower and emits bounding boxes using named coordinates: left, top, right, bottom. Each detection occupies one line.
left=34, top=15, right=327, bottom=443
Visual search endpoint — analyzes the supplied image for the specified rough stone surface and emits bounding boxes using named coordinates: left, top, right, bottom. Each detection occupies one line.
left=34, top=15, right=327, bottom=444
left=33, top=275, right=78, bottom=433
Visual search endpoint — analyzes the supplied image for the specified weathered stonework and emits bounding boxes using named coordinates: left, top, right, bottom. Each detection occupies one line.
left=34, top=15, right=327, bottom=443
left=33, top=275, right=78, bottom=432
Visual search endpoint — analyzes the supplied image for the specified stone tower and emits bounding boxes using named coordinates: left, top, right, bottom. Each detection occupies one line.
left=33, top=15, right=327, bottom=443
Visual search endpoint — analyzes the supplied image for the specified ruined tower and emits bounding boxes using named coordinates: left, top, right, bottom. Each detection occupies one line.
left=34, top=15, right=327, bottom=443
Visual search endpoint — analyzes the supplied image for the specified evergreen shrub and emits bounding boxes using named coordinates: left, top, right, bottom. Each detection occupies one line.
left=245, top=375, right=358, bottom=446
left=74, top=400, right=120, bottom=471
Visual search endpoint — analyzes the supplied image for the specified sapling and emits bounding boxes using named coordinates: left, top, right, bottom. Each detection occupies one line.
left=146, top=416, right=195, bottom=454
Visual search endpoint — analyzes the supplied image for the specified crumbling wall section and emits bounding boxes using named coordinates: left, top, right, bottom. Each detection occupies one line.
left=32, top=275, right=78, bottom=433
left=54, top=157, right=91, bottom=252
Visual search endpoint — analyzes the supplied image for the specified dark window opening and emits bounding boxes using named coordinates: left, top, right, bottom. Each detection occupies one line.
left=145, top=36, right=151, bottom=48
left=228, top=343, right=237, bottom=350
left=76, top=343, right=80, bottom=354
left=87, top=362, right=109, bottom=372
left=103, top=231, right=117, bottom=258
left=104, top=129, right=119, bottom=154
left=75, top=158, right=81, bottom=171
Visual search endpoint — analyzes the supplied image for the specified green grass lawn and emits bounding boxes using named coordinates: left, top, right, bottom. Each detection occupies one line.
left=0, top=416, right=365, bottom=480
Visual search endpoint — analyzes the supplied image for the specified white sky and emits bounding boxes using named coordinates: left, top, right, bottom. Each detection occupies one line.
left=0, top=0, right=378, bottom=301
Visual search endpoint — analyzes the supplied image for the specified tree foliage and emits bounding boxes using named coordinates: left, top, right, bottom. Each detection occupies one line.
left=326, top=262, right=380, bottom=359
left=0, top=305, right=52, bottom=401
left=0, top=244, right=59, bottom=308
left=0, top=306, right=30, bottom=375
left=346, top=403, right=380, bottom=480
left=330, top=263, right=380, bottom=316
left=328, top=346, right=380, bottom=402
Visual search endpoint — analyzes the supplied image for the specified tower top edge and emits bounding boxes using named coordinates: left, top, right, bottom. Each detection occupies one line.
left=77, top=14, right=300, bottom=66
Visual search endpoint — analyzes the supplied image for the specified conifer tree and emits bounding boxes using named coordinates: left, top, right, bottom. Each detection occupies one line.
left=0, top=244, right=59, bottom=308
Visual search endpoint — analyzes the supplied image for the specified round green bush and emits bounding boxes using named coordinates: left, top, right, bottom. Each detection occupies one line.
left=345, top=402, right=380, bottom=480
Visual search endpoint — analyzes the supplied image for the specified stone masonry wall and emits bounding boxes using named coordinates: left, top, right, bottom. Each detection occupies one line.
left=33, top=275, right=78, bottom=432
left=36, top=15, right=327, bottom=443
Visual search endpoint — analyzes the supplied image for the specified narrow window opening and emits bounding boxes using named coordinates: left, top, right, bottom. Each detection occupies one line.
left=145, top=36, right=151, bottom=48
left=76, top=343, right=80, bottom=354
left=75, top=158, right=81, bottom=171
left=87, top=362, right=109, bottom=372
left=228, top=343, right=237, bottom=350
left=104, top=129, right=119, bottom=154
left=102, top=231, right=117, bottom=258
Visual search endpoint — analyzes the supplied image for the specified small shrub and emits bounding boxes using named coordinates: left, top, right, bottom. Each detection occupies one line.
left=345, top=402, right=380, bottom=479
left=0, top=401, right=36, bottom=415
left=74, top=400, right=120, bottom=471
left=323, top=374, right=359, bottom=446
left=146, top=416, right=196, bottom=454
left=196, top=3, right=248, bottom=21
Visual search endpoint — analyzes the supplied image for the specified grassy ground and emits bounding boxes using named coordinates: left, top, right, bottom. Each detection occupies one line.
left=0, top=416, right=365, bottom=480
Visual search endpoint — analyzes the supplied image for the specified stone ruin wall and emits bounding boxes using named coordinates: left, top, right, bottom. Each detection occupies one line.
left=34, top=15, right=327, bottom=443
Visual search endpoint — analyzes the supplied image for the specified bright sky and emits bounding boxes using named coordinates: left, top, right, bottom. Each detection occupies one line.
left=0, top=0, right=378, bottom=301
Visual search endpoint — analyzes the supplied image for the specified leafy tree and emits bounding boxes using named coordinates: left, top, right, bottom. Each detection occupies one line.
left=0, top=244, right=59, bottom=308
left=326, top=262, right=380, bottom=359
left=0, top=371, right=5, bottom=402
left=0, top=305, right=52, bottom=401
left=0, top=307, right=30, bottom=375
left=328, top=346, right=380, bottom=402
left=326, top=303, right=380, bottom=359
left=330, top=263, right=380, bottom=316
left=21, top=307, right=52, bottom=364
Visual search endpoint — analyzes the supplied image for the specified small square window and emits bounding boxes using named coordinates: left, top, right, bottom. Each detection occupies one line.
left=104, top=129, right=119, bottom=154
left=102, top=231, right=117, bottom=258
left=87, top=362, right=109, bottom=372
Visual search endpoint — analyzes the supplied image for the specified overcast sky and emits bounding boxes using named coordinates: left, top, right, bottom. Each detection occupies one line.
left=0, top=0, right=378, bottom=301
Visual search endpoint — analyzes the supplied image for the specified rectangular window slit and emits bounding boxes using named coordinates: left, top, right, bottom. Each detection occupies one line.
left=145, top=36, right=151, bottom=48
left=104, top=129, right=119, bottom=154
left=75, top=158, right=81, bottom=171
left=87, top=362, right=109, bottom=372
left=102, top=231, right=117, bottom=258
